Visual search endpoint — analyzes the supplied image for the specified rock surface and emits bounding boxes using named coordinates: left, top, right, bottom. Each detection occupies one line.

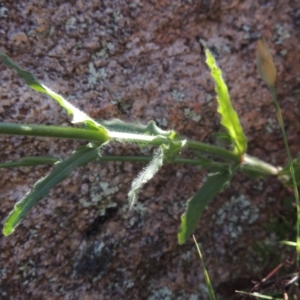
left=1, top=1, right=300, bottom=299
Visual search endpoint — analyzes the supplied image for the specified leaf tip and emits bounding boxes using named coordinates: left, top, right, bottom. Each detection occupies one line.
left=2, top=224, right=12, bottom=237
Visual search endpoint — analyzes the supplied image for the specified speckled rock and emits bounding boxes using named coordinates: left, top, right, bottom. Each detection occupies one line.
left=1, top=1, right=300, bottom=299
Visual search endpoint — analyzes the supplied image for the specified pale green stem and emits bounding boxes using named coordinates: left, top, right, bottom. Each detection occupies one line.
left=270, top=85, right=300, bottom=264
left=0, top=122, right=280, bottom=177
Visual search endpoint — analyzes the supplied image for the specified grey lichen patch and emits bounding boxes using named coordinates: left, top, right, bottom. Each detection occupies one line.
left=171, top=89, right=185, bottom=102
left=111, top=95, right=131, bottom=113
left=93, top=39, right=115, bottom=60
left=0, top=6, right=8, bottom=18
left=246, top=232, right=280, bottom=275
left=147, top=287, right=173, bottom=300
left=180, top=250, right=192, bottom=262
left=205, top=93, right=213, bottom=107
left=79, top=178, right=120, bottom=215
left=148, top=288, right=198, bottom=300
left=199, top=37, right=231, bottom=57
left=198, top=283, right=209, bottom=300
left=273, top=24, right=291, bottom=44
left=242, top=25, right=260, bottom=40
left=73, top=241, right=113, bottom=279
left=124, top=278, right=135, bottom=289
left=19, top=259, right=37, bottom=284
left=252, top=180, right=264, bottom=191
left=65, top=16, right=77, bottom=31
left=156, top=117, right=168, bottom=127
left=265, top=118, right=278, bottom=133
left=212, top=195, right=259, bottom=241
left=184, top=108, right=201, bottom=122
left=88, top=62, right=107, bottom=85
left=122, top=201, right=147, bottom=228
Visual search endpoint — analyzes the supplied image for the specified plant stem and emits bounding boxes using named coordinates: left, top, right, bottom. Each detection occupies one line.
left=186, top=140, right=240, bottom=162
left=242, top=154, right=279, bottom=176
left=270, top=86, right=300, bottom=264
left=0, top=122, right=239, bottom=161
left=0, top=122, right=108, bottom=143
left=0, top=122, right=280, bottom=177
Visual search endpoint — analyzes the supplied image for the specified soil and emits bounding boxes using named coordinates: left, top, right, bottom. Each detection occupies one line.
left=1, top=0, right=300, bottom=299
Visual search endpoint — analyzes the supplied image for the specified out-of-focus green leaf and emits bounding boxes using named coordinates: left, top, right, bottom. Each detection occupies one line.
left=205, top=49, right=247, bottom=154
left=178, top=170, right=232, bottom=245
left=236, top=290, right=282, bottom=299
left=0, top=51, right=108, bottom=136
left=279, top=157, right=300, bottom=187
left=3, top=144, right=101, bottom=236
left=128, top=146, right=164, bottom=208
left=0, top=156, right=60, bottom=168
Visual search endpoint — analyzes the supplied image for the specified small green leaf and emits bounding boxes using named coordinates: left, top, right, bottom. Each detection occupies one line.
left=178, top=170, right=232, bottom=245
left=205, top=49, right=247, bottom=154
left=128, top=146, right=164, bottom=208
left=0, top=51, right=108, bottom=135
left=0, top=156, right=60, bottom=168
left=3, top=144, right=101, bottom=236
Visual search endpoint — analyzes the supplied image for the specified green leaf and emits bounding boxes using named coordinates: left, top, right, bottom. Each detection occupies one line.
left=128, top=146, right=164, bottom=208
left=0, top=156, right=60, bottom=168
left=178, top=170, right=232, bottom=244
left=3, top=144, right=101, bottom=236
left=279, top=157, right=300, bottom=187
left=205, top=49, right=247, bottom=154
left=0, top=51, right=108, bottom=135
left=193, top=236, right=216, bottom=300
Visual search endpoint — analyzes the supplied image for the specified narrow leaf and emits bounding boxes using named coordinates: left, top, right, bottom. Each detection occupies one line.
left=3, top=144, right=100, bottom=236
left=0, top=156, right=59, bottom=168
left=178, top=170, right=232, bottom=245
left=0, top=51, right=108, bottom=134
left=205, top=49, right=247, bottom=154
left=128, top=146, right=164, bottom=208
left=236, top=291, right=282, bottom=300
left=193, top=235, right=216, bottom=300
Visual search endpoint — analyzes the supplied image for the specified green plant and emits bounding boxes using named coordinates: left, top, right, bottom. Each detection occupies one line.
left=0, top=43, right=294, bottom=249
left=193, top=235, right=216, bottom=300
